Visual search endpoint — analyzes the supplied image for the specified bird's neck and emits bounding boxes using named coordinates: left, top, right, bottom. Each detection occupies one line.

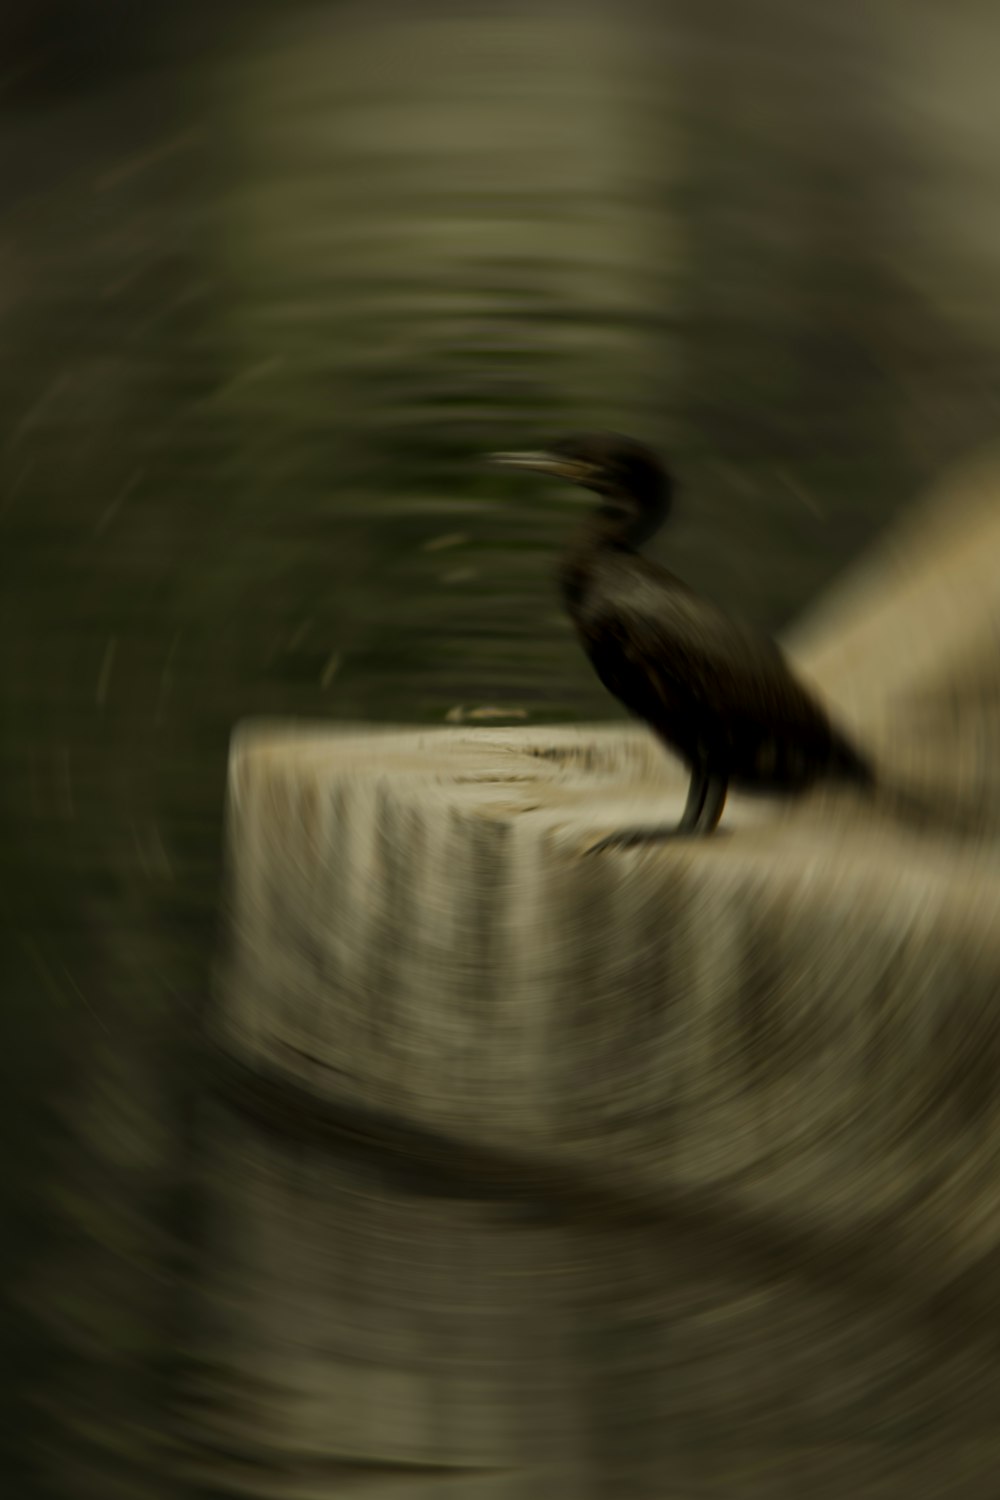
left=583, top=502, right=654, bottom=551
left=559, top=512, right=642, bottom=613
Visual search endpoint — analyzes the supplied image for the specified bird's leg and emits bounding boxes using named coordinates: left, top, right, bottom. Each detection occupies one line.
left=693, top=773, right=728, bottom=835
left=586, top=766, right=728, bottom=854
left=677, top=763, right=711, bottom=832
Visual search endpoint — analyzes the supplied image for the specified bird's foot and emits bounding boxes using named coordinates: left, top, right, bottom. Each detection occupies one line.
left=586, top=825, right=692, bottom=855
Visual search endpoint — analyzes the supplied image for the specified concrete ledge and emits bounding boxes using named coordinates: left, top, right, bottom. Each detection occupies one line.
left=191, top=452, right=1000, bottom=1496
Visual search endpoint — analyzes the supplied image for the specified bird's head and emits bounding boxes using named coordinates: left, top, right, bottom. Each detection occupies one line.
left=488, top=432, right=671, bottom=543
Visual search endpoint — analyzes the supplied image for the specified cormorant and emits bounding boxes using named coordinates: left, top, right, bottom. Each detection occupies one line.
left=490, top=433, right=875, bottom=852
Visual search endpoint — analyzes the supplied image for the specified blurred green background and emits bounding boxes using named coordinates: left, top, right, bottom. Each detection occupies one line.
left=3, top=0, right=1000, bottom=1493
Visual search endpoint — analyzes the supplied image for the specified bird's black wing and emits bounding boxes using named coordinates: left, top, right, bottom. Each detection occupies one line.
left=577, top=557, right=838, bottom=777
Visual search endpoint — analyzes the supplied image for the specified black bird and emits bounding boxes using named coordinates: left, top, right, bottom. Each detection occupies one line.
left=490, top=433, right=876, bottom=851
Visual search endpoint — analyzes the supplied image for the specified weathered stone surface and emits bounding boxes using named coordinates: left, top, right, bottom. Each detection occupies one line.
left=189, top=457, right=1000, bottom=1496
left=790, top=444, right=1000, bottom=816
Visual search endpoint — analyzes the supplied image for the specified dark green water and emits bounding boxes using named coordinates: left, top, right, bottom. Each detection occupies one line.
left=3, top=1, right=1000, bottom=1493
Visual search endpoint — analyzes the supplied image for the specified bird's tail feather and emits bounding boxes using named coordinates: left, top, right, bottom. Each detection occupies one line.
left=828, top=730, right=878, bottom=790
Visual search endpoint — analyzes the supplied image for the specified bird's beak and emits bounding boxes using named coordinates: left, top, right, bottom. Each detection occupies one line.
left=488, top=451, right=598, bottom=487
